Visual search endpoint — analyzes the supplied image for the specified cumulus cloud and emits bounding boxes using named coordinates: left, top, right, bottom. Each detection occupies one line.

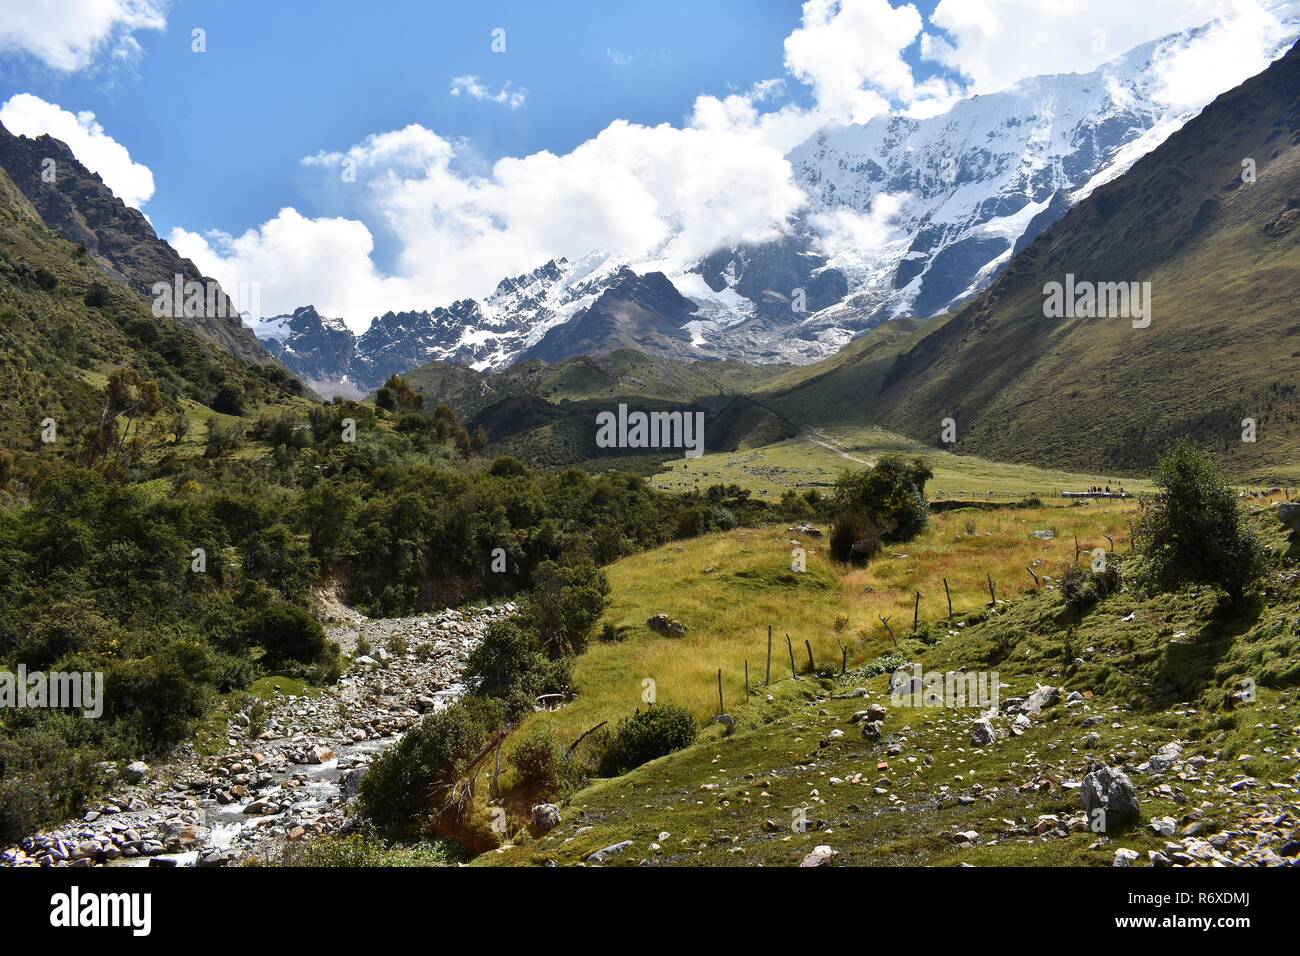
left=169, top=0, right=1300, bottom=331
left=176, top=120, right=806, bottom=329
left=0, top=0, right=167, bottom=72
left=449, top=75, right=527, bottom=109
left=0, top=93, right=155, bottom=208
left=924, top=0, right=1294, bottom=97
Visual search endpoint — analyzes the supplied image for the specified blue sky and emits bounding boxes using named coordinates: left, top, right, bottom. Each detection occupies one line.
left=1, top=0, right=948, bottom=240
left=1, top=0, right=1290, bottom=326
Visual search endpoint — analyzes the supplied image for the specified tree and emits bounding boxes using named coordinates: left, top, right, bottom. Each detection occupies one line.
left=521, top=559, right=609, bottom=657
left=1133, top=441, right=1268, bottom=601
left=83, top=369, right=162, bottom=468
left=830, top=455, right=932, bottom=564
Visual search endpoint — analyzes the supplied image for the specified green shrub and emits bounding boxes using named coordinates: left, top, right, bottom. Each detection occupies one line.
left=466, top=618, right=572, bottom=718
left=1132, top=441, right=1268, bottom=600
left=829, top=510, right=882, bottom=565
left=508, top=727, right=567, bottom=800
left=520, top=559, right=609, bottom=657
left=834, top=455, right=932, bottom=545
left=357, top=696, right=507, bottom=842
left=240, top=600, right=330, bottom=667
left=598, top=703, right=697, bottom=776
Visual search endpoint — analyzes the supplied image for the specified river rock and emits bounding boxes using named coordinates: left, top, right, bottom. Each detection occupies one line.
left=970, top=719, right=996, bottom=747
left=124, top=761, right=150, bottom=783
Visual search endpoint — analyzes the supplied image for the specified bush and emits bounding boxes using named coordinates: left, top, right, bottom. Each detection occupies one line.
left=211, top=384, right=247, bottom=416
left=83, top=282, right=109, bottom=308
left=240, top=600, right=330, bottom=666
left=520, top=559, right=609, bottom=657
left=829, top=510, right=882, bottom=565
left=1058, top=564, right=1119, bottom=609
left=1132, top=441, right=1268, bottom=600
left=597, top=703, right=697, bottom=776
left=357, top=696, right=507, bottom=842
left=834, top=455, right=932, bottom=545
left=465, top=619, right=572, bottom=718
left=508, top=727, right=567, bottom=800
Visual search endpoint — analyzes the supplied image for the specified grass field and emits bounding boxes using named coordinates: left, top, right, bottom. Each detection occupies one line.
left=652, top=424, right=1156, bottom=501
left=479, top=498, right=1299, bottom=867
left=499, top=496, right=1144, bottom=768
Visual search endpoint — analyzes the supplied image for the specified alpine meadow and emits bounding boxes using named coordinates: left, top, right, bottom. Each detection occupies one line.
left=0, top=0, right=1298, bottom=933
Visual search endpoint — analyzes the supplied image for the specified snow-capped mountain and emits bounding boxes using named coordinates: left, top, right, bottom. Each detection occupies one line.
left=255, top=18, right=1299, bottom=395
left=253, top=251, right=634, bottom=397
left=724, top=17, right=1300, bottom=349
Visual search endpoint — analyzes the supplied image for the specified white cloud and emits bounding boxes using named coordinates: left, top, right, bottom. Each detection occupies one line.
left=0, top=93, right=155, bottom=207
left=924, top=0, right=1293, bottom=97
left=449, top=75, right=527, bottom=109
left=784, top=0, right=921, bottom=123
left=0, top=0, right=167, bottom=72
left=166, top=0, right=1300, bottom=333
left=1149, top=2, right=1295, bottom=113
left=176, top=120, right=806, bottom=329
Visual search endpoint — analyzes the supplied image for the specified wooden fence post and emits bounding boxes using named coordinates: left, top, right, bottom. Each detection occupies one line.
left=880, top=615, right=896, bottom=647
left=913, top=591, right=921, bottom=632
left=717, top=669, right=724, bottom=715
left=804, top=639, right=815, bottom=674
left=785, top=634, right=798, bottom=680
left=836, top=638, right=848, bottom=675
left=1027, top=565, right=1040, bottom=587
left=766, top=624, right=772, bottom=686
left=987, top=573, right=997, bottom=606
left=944, top=578, right=953, bottom=619
left=744, top=660, right=750, bottom=701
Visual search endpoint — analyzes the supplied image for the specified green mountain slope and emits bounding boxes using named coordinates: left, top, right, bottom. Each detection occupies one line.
left=766, top=41, right=1300, bottom=481
left=0, top=167, right=301, bottom=454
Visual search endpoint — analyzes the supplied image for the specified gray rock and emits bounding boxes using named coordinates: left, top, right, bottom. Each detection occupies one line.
left=1081, top=766, right=1140, bottom=830
left=1277, top=501, right=1300, bottom=533
left=800, top=845, right=837, bottom=867
left=585, top=840, right=633, bottom=863
left=124, top=761, right=150, bottom=784
left=1023, top=686, right=1060, bottom=714
left=531, top=804, right=562, bottom=833
left=970, top=719, right=996, bottom=747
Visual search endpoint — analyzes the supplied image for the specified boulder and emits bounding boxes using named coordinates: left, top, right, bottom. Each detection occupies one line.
left=124, top=761, right=150, bottom=784
left=1023, top=685, right=1060, bottom=714
left=800, top=845, right=837, bottom=867
left=531, top=804, right=562, bottom=834
left=970, top=718, right=996, bottom=747
left=1081, top=766, right=1140, bottom=830
left=862, top=720, right=884, bottom=740
left=646, top=614, right=688, bottom=637
left=1113, top=848, right=1139, bottom=867
left=1277, top=501, right=1300, bottom=533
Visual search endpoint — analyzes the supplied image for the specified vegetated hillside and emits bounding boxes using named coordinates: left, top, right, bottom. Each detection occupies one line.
left=391, top=350, right=795, bottom=469
left=401, top=349, right=789, bottom=421
left=0, top=168, right=300, bottom=454
left=467, top=393, right=797, bottom=471
left=480, top=504, right=1300, bottom=868
left=783, top=42, right=1300, bottom=481
left=757, top=315, right=943, bottom=426
left=0, top=123, right=272, bottom=365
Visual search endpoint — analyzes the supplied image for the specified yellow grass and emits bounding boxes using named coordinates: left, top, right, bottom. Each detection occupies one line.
left=507, top=498, right=1139, bottom=757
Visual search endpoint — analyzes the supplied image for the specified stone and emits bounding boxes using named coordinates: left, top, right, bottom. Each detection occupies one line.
left=1113, top=848, right=1140, bottom=867
left=307, top=746, right=336, bottom=765
left=1150, top=816, right=1177, bottom=837
left=646, top=614, right=688, bottom=637
left=531, top=804, right=562, bottom=833
left=1023, top=685, right=1060, bottom=714
left=970, top=719, right=996, bottom=747
left=1147, top=742, right=1183, bottom=774
left=800, top=845, right=837, bottom=867
left=1081, top=766, right=1140, bottom=830
left=124, top=761, right=150, bottom=784
left=585, top=840, right=633, bottom=863
left=862, top=720, right=884, bottom=740
left=1277, top=501, right=1300, bottom=533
